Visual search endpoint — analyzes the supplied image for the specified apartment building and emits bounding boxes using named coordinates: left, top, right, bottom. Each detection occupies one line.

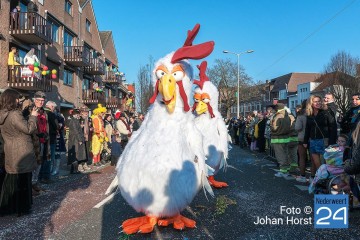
left=0, top=0, right=129, bottom=114
left=270, top=72, right=320, bottom=106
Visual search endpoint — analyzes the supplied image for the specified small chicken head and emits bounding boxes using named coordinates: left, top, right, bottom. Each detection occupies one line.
left=194, top=89, right=211, bottom=115
left=192, top=61, right=215, bottom=118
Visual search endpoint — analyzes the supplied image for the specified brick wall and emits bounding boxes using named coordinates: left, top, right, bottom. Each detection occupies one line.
left=0, top=0, right=119, bottom=110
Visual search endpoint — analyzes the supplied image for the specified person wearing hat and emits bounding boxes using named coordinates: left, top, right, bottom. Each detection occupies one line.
left=79, top=105, right=92, bottom=171
left=31, top=91, right=53, bottom=188
left=91, top=104, right=108, bottom=166
left=270, top=103, right=292, bottom=177
left=67, top=109, right=86, bottom=173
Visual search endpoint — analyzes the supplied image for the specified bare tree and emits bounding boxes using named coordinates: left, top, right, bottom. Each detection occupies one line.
left=135, top=56, right=155, bottom=113
left=323, top=51, right=360, bottom=116
left=208, top=58, right=252, bottom=118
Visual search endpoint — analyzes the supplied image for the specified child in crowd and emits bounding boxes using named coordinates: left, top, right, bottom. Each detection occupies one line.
left=309, top=134, right=351, bottom=193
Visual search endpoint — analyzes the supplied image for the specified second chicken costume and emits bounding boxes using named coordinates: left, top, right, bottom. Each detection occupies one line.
left=193, top=61, right=229, bottom=188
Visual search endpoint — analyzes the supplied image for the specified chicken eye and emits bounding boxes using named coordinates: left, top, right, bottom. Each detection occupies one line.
left=202, top=98, right=210, bottom=104
left=172, top=71, right=184, bottom=81
left=194, top=98, right=200, bottom=103
left=156, top=70, right=166, bottom=79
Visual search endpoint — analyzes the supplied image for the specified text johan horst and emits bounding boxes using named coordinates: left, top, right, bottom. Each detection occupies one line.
left=254, top=206, right=313, bottom=225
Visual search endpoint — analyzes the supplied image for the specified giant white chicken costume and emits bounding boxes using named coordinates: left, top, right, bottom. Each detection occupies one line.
left=116, top=24, right=214, bottom=234
left=192, top=61, right=229, bottom=188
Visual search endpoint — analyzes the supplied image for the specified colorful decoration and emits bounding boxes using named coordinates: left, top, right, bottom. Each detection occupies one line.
left=41, top=70, right=47, bottom=76
left=34, top=62, right=39, bottom=67
left=29, top=65, right=34, bottom=70
left=51, top=74, right=57, bottom=79
left=52, top=69, right=57, bottom=74
left=34, top=67, right=40, bottom=72
left=46, top=70, right=50, bottom=75
left=95, top=87, right=103, bottom=92
left=43, top=66, right=48, bottom=71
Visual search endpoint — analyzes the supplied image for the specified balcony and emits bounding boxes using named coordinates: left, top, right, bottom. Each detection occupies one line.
left=82, top=89, right=105, bottom=105
left=64, top=46, right=91, bottom=67
left=8, top=65, right=52, bottom=92
left=106, top=97, right=120, bottom=109
left=9, top=12, right=52, bottom=44
left=83, top=58, right=105, bottom=75
left=103, top=71, right=121, bottom=84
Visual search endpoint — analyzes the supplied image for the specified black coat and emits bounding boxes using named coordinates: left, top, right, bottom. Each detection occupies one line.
left=45, top=109, right=59, bottom=144
left=67, top=118, right=86, bottom=164
left=345, top=142, right=360, bottom=175
left=326, top=102, right=338, bottom=145
left=304, top=109, right=335, bottom=144
left=340, top=106, right=360, bottom=135
left=257, top=118, right=266, bottom=139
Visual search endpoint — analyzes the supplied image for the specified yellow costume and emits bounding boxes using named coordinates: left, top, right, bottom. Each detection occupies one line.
left=8, top=51, right=20, bottom=66
left=91, top=104, right=107, bottom=164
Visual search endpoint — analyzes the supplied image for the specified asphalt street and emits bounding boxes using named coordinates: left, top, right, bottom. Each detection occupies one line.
left=1, top=147, right=360, bottom=240
left=55, top=147, right=360, bottom=240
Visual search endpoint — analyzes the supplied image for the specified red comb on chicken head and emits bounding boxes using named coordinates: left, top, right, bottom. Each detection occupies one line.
left=149, top=24, right=215, bottom=113
left=192, top=61, right=215, bottom=118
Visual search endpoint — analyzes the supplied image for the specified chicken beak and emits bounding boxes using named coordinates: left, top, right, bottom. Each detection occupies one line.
left=158, top=74, right=177, bottom=113
left=196, top=101, right=208, bottom=115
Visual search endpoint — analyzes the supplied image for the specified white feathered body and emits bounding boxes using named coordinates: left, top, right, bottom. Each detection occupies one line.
left=116, top=53, right=207, bottom=217
left=194, top=81, right=228, bottom=175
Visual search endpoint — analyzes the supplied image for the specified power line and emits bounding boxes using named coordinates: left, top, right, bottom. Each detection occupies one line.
left=256, top=0, right=358, bottom=78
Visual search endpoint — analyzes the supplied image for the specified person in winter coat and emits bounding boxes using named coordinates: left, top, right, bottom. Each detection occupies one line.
left=255, top=113, right=266, bottom=152
left=271, top=103, right=292, bottom=177
left=116, top=112, right=131, bottom=149
left=294, top=101, right=308, bottom=183
left=0, top=89, right=38, bottom=216
left=323, top=93, right=338, bottom=145
left=67, top=109, right=86, bottom=173
left=303, top=95, right=335, bottom=180
left=79, top=105, right=92, bottom=170
left=344, top=121, right=360, bottom=200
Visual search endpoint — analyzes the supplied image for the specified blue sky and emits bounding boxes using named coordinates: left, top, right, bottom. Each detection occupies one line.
left=92, top=0, right=360, bottom=84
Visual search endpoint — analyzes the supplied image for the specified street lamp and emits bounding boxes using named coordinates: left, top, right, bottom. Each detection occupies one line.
left=223, top=49, right=254, bottom=118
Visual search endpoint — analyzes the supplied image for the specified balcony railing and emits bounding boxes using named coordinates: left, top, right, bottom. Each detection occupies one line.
left=106, top=97, right=120, bottom=108
left=8, top=65, right=52, bottom=92
left=9, top=12, right=52, bottom=44
left=83, top=58, right=105, bottom=75
left=64, top=46, right=91, bottom=67
left=103, top=71, right=121, bottom=84
left=82, top=89, right=105, bottom=104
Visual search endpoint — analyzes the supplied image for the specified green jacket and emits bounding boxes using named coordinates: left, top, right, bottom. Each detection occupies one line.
left=270, top=109, right=291, bottom=143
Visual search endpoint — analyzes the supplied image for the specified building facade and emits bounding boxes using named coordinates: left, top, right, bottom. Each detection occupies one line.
left=0, top=0, right=129, bottom=114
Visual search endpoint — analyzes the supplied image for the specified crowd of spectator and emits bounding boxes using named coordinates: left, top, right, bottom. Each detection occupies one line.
left=227, top=92, right=360, bottom=199
left=0, top=89, right=143, bottom=217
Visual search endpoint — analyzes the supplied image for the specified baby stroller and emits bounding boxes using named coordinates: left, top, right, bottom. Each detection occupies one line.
left=311, top=144, right=350, bottom=194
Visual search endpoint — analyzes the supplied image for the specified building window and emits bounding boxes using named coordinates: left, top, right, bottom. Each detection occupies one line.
left=63, top=29, right=73, bottom=46
left=65, top=0, right=72, bottom=15
left=63, top=69, right=73, bottom=86
left=48, top=19, right=60, bottom=43
left=86, top=19, right=91, bottom=32
left=279, top=89, right=287, bottom=100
